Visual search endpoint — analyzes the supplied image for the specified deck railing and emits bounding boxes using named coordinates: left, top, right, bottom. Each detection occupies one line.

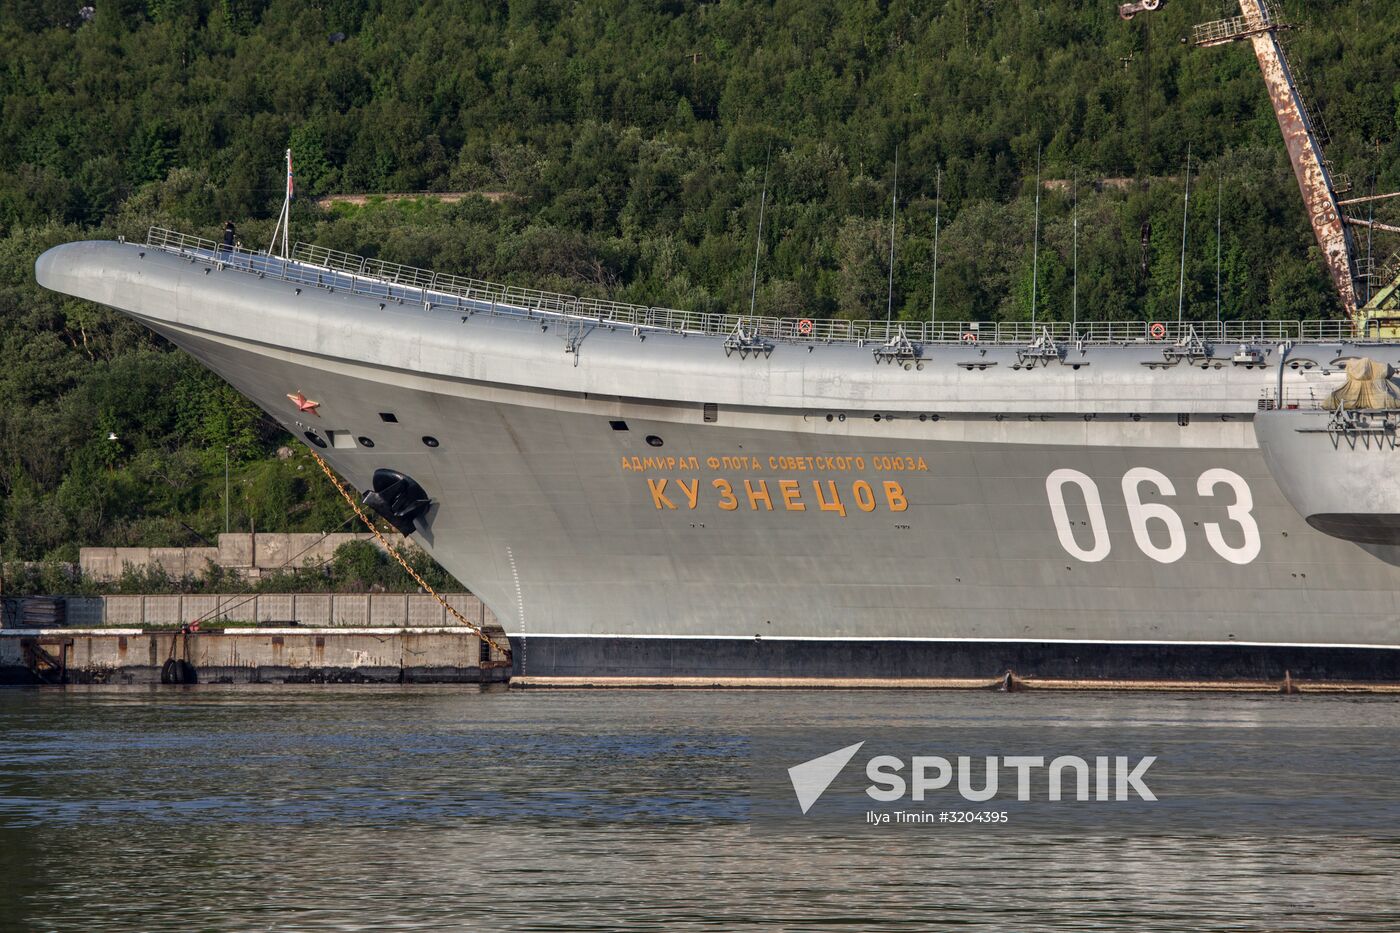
left=143, top=227, right=1365, bottom=346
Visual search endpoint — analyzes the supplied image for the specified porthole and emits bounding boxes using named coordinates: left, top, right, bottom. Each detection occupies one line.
left=826, top=414, right=834, bottom=423
left=837, top=413, right=846, bottom=422
left=919, top=414, right=927, bottom=422
left=422, top=436, right=440, bottom=448
left=873, top=413, right=882, bottom=422
left=358, top=436, right=375, bottom=448
left=645, top=435, right=663, bottom=448
left=304, top=430, right=327, bottom=449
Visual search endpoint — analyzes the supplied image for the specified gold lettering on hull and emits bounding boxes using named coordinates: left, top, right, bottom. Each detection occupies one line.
left=646, top=477, right=909, bottom=515
left=745, top=479, right=774, bottom=511
left=713, top=478, right=739, bottom=511
left=623, top=456, right=703, bottom=472
left=623, top=454, right=930, bottom=474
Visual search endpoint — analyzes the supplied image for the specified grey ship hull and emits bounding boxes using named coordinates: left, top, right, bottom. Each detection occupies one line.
left=36, top=239, right=1400, bottom=683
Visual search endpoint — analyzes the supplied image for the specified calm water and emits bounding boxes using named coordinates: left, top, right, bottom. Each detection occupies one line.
left=0, top=687, right=1397, bottom=931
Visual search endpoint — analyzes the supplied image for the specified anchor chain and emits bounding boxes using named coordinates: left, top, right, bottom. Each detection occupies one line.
left=308, top=448, right=512, bottom=661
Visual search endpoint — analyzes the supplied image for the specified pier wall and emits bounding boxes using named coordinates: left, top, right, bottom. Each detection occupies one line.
left=0, top=627, right=511, bottom=685
left=78, top=532, right=412, bottom=582
left=1, top=593, right=496, bottom=629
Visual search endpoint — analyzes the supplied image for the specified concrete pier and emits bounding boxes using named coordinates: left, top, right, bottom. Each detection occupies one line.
left=0, top=627, right=510, bottom=686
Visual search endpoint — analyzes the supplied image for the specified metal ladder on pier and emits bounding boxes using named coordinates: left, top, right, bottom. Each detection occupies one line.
left=21, top=638, right=72, bottom=685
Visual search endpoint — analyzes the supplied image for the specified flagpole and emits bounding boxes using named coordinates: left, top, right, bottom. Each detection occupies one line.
left=269, top=149, right=292, bottom=259
left=281, top=149, right=292, bottom=259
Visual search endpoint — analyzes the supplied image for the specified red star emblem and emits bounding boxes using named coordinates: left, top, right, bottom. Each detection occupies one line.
left=287, top=391, right=320, bottom=416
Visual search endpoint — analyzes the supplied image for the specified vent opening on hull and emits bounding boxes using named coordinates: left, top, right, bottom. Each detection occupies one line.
left=703, top=403, right=718, bottom=423
left=610, top=420, right=629, bottom=431
left=379, top=412, right=398, bottom=423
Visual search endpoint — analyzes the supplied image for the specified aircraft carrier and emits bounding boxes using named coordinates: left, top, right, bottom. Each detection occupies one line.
left=32, top=0, right=1400, bottom=683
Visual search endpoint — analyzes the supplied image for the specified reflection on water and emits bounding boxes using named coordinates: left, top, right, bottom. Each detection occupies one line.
left=0, top=687, right=1397, bottom=931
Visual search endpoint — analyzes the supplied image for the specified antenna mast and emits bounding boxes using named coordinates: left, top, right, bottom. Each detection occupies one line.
left=887, top=146, right=899, bottom=322
left=1072, top=169, right=1079, bottom=332
left=1365, top=177, right=1375, bottom=305
left=1177, top=142, right=1192, bottom=325
left=1031, top=144, right=1041, bottom=327
left=748, top=157, right=770, bottom=318
left=931, top=166, right=941, bottom=325
left=1216, top=169, right=1223, bottom=323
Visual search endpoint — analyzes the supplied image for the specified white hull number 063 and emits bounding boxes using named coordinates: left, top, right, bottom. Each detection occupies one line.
left=1046, top=468, right=1261, bottom=565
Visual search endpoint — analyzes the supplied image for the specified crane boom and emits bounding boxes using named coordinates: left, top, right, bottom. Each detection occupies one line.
left=1222, top=0, right=1358, bottom=319
left=1124, top=0, right=1368, bottom=325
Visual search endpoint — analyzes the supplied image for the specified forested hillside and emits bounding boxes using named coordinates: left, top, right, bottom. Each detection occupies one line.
left=1, top=0, right=1398, bottom=564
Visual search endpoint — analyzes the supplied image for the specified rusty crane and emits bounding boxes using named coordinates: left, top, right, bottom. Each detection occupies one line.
left=1119, top=0, right=1400, bottom=334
